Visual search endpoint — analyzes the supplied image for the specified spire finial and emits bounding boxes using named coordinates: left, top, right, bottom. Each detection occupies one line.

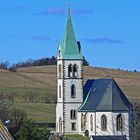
left=68, top=0, right=70, bottom=8
left=67, top=1, right=71, bottom=21
left=68, top=0, right=70, bottom=9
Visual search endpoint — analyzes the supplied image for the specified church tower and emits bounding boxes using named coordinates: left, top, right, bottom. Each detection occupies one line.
left=56, top=7, right=83, bottom=134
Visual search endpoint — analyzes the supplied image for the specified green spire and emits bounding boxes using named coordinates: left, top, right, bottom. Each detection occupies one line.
left=59, top=7, right=83, bottom=60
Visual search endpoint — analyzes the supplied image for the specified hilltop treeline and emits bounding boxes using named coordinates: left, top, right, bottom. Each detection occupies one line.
left=0, top=56, right=89, bottom=72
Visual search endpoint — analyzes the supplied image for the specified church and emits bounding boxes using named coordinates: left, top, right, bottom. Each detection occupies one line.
left=56, top=7, right=134, bottom=140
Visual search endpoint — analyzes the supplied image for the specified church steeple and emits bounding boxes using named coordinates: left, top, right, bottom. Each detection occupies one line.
left=56, top=6, right=83, bottom=134
left=59, top=7, right=83, bottom=60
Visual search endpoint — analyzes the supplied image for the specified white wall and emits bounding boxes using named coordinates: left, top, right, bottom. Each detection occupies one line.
left=56, top=59, right=83, bottom=134
left=77, top=112, right=130, bottom=140
left=64, top=103, right=82, bottom=133
left=56, top=103, right=63, bottom=132
left=64, top=79, right=83, bottom=102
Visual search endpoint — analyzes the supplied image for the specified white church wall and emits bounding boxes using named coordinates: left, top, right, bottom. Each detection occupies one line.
left=77, top=112, right=96, bottom=136
left=56, top=59, right=83, bottom=134
left=95, top=112, right=114, bottom=135
left=77, top=112, right=130, bottom=140
left=56, top=103, right=63, bottom=131
left=64, top=103, right=82, bottom=133
left=113, top=112, right=129, bottom=140
left=64, top=79, right=83, bottom=102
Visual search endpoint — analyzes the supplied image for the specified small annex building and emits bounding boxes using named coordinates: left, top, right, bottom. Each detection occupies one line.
left=56, top=7, right=134, bottom=140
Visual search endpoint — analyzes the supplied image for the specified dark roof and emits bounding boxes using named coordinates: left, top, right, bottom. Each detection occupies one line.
left=91, top=135, right=127, bottom=140
left=79, top=78, right=133, bottom=112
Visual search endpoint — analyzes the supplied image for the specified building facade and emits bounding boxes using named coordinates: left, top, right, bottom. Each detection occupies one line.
left=56, top=7, right=134, bottom=140
left=56, top=7, right=83, bottom=134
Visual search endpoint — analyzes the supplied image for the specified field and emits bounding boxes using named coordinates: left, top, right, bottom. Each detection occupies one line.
left=0, top=65, right=140, bottom=122
left=13, top=103, right=56, bottom=122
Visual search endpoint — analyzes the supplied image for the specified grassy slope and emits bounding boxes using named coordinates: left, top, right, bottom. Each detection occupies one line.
left=0, top=65, right=140, bottom=122
left=14, top=103, right=56, bottom=122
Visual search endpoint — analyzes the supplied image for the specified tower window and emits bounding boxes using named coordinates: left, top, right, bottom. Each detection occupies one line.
left=58, top=64, right=61, bottom=77
left=116, top=114, right=125, bottom=131
left=90, top=114, right=93, bottom=131
left=84, top=113, right=87, bottom=130
left=71, top=123, right=76, bottom=131
left=68, top=64, right=72, bottom=77
left=71, top=84, right=76, bottom=98
left=70, top=110, right=77, bottom=120
left=101, top=114, right=107, bottom=131
left=73, top=64, right=78, bottom=77
left=81, top=114, right=84, bottom=131
left=59, top=85, right=61, bottom=98
left=59, top=117, right=62, bottom=132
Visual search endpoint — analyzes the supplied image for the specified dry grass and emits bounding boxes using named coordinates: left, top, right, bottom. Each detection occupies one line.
left=83, top=66, right=140, bottom=102
left=0, top=65, right=140, bottom=102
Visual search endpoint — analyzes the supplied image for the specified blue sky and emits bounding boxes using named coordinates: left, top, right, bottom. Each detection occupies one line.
left=0, top=0, right=140, bottom=70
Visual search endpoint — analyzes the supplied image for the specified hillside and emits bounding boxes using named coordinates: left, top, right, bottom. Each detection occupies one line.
left=15, top=66, right=140, bottom=101
left=0, top=65, right=140, bottom=122
left=0, top=65, right=140, bottom=102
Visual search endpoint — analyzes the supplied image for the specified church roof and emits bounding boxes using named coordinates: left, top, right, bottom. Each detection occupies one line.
left=91, top=135, right=127, bottom=140
left=59, top=8, right=83, bottom=60
left=78, top=78, right=133, bottom=112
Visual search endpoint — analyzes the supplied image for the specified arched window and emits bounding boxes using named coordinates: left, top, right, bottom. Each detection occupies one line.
left=73, top=110, right=76, bottom=119
left=59, top=85, right=61, bottom=98
left=116, top=114, right=125, bottom=131
left=68, top=64, right=72, bottom=77
left=59, top=117, right=62, bottom=132
left=101, top=115, right=107, bottom=131
left=71, top=84, right=76, bottom=98
left=58, top=64, right=61, bottom=77
left=81, top=114, right=84, bottom=131
left=70, top=110, right=77, bottom=120
left=90, top=114, right=93, bottom=131
left=84, top=113, right=87, bottom=130
left=73, top=64, right=78, bottom=77
left=70, top=110, right=73, bottom=119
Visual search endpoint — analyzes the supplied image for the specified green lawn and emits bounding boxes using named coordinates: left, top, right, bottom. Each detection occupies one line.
left=0, top=87, right=56, bottom=102
left=14, top=103, right=56, bottom=123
